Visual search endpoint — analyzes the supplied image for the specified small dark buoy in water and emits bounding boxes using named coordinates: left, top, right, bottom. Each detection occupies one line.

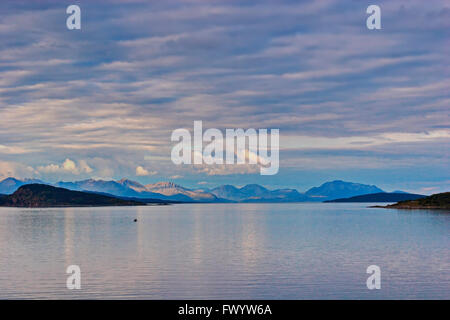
left=134, top=219, right=137, bottom=222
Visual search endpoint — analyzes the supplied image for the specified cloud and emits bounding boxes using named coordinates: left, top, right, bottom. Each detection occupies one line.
left=195, top=164, right=260, bottom=176
left=37, top=159, right=93, bottom=175
left=0, top=145, right=31, bottom=154
left=136, top=166, right=157, bottom=176
left=0, top=161, right=36, bottom=180
left=0, top=0, right=448, bottom=189
left=281, top=130, right=450, bottom=150
left=169, top=175, right=183, bottom=179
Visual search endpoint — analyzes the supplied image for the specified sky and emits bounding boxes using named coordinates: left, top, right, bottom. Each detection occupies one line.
left=0, top=0, right=448, bottom=194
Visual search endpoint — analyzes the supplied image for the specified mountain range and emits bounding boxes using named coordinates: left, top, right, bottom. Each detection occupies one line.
left=0, top=177, right=419, bottom=203
left=207, top=184, right=309, bottom=202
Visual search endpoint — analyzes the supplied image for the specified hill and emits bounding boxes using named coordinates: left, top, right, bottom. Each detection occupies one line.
left=305, top=180, right=383, bottom=201
left=325, top=192, right=425, bottom=203
left=383, top=192, right=450, bottom=210
left=0, top=184, right=145, bottom=208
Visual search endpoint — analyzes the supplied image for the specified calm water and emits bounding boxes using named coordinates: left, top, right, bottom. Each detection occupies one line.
left=0, top=203, right=448, bottom=299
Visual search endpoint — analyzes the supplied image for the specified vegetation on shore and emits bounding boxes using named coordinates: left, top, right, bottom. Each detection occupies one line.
left=380, top=192, right=450, bottom=210
left=325, top=192, right=425, bottom=203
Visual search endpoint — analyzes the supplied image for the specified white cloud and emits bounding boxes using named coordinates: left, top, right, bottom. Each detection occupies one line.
left=195, top=164, right=260, bottom=176
left=136, top=166, right=157, bottom=176
left=37, top=158, right=93, bottom=175
left=78, top=160, right=93, bottom=174
left=0, top=161, right=36, bottom=180
left=0, top=145, right=30, bottom=154
left=281, top=130, right=450, bottom=150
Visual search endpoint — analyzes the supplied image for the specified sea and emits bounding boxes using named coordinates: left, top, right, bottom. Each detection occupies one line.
left=0, top=203, right=448, bottom=299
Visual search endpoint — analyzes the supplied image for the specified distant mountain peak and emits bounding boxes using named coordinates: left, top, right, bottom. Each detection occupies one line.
left=117, top=178, right=147, bottom=193
left=0, top=177, right=45, bottom=194
left=117, top=178, right=145, bottom=187
left=240, top=184, right=268, bottom=191
left=145, top=181, right=217, bottom=201
left=146, top=181, right=184, bottom=189
left=215, top=185, right=239, bottom=191
left=305, top=180, right=384, bottom=201
left=2, top=177, right=20, bottom=182
left=117, top=178, right=139, bottom=183
left=77, top=178, right=100, bottom=183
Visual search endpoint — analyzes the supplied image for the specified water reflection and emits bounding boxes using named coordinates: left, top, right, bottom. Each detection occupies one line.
left=0, top=204, right=448, bottom=299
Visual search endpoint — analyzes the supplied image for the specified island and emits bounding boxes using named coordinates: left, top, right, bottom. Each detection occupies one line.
left=325, top=192, right=425, bottom=203
left=374, top=192, right=450, bottom=210
left=0, top=184, right=146, bottom=208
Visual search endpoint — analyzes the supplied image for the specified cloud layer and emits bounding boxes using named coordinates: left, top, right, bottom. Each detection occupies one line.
left=0, top=0, right=448, bottom=193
